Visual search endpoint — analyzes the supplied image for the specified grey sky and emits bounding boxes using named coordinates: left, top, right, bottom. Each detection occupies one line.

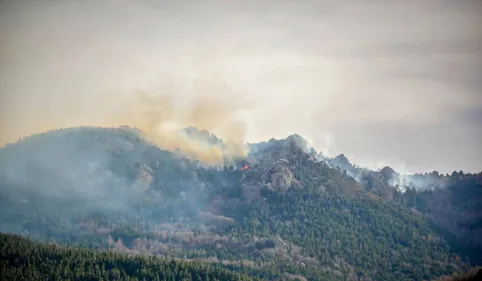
left=0, top=0, right=481, bottom=173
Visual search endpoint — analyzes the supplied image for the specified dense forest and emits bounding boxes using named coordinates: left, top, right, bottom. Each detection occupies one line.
left=327, top=152, right=482, bottom=250
left=0, top=126, right=481, bottom=281
left=0, top=233, right=261, bottom=281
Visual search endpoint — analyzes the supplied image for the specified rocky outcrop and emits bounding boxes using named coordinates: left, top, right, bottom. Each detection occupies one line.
left=262, top=165, right=301, bottom=190
left=131, top=163, right=153, bottom=193
left=380, top=166, right=397, bottom=183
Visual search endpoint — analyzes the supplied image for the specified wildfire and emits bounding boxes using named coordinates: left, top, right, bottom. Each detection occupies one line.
left=240, top=164, right=249, bottom=171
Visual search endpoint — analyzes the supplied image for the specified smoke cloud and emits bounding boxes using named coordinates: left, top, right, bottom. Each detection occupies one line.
left=1, top=0, right=481, bottom=173
left=0, top=74, right=251, bottom=165
left=113, top=89, right=250, bottom=165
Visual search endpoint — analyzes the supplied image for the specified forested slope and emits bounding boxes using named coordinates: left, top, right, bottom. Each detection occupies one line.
left=0, top=126, right=479, bottom=281
left=0, top=233, right=261, bottom=281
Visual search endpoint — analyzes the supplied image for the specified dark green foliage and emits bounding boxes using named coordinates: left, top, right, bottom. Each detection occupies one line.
left=217, top=187, right=468, bottom=281
left=0, top=233, right=260, bottom=281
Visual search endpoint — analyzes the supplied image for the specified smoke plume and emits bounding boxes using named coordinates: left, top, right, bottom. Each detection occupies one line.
left=114, top=91, right=250, bottom=165
left=1, top=79, right=251, bottom=166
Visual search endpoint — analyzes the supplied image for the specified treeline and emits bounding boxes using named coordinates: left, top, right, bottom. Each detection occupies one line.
left=0, top=233, right=261, bottom=281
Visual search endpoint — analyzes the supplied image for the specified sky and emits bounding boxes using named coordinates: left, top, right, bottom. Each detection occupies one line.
left=0, top=0, right=481, bottom=174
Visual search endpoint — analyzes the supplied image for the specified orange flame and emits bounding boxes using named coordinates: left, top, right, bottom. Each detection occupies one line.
left=240, top=164, right=249, bottom=171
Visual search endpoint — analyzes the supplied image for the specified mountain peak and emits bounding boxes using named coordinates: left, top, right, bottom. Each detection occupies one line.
left=285, top=134, right=309, bottom=148
left=334, top=154, right=351, bottom=166
left=179, top=126, right=222, bottom=145
left=380, top=166, right=397, bottom=176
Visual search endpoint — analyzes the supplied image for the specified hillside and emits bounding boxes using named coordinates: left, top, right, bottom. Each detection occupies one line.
left=327, top=154, right=482, bottom=249
left=0, top=232, right=260, bottom=281
left=0, top=126, right=480, bottom=281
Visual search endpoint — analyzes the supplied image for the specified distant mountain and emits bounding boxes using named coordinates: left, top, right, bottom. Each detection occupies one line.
left=0, top=126, right=480, bottom=281
left=324, top=152, right=482, bottom=249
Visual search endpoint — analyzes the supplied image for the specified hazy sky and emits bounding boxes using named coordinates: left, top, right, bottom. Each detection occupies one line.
left=1, top=0, right=481, bottom=173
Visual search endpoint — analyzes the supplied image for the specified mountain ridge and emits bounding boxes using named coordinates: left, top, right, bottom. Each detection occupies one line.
left=1, top=125, right=481, bottom=280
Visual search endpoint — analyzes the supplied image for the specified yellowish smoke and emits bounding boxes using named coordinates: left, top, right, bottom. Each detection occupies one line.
left=1, top=83, right=250, bottom=166
left=109, top=90, right=249, bottom=165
